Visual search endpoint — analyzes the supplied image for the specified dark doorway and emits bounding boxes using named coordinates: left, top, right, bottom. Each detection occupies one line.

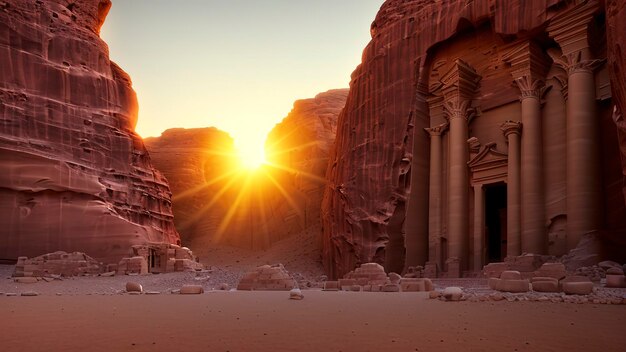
left=485, top=183, right=507, bottom=263
left=149, top=249, right=160, bottom=273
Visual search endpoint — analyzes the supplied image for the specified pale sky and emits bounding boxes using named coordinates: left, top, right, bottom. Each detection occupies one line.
left=101, top=0, right=384, bottom=161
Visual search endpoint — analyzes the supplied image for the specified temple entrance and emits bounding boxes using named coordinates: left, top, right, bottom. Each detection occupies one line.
left=484, top=183, right=507, bottom=263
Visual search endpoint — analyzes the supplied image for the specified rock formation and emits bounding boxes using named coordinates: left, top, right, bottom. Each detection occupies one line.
left=143, top=128, right=237, bottom=242
left=606, top=0, right=626, bottom=213
left=0, top=0, right=180, bottom=263
left=145, top=90, right=348, bottom=249
left=322, top=0, right=626, bottom=279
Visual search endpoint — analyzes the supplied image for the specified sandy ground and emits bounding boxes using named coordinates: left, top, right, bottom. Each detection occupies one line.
left=188, top=228, right=326, bottom=285
left=0, top=291, right=624, bottom=352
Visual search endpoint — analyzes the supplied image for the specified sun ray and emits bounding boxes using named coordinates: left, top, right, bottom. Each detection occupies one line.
left=264, top=125, right=301, bottom=151
left=213, top=173, right=253, bottom=241
left=255, top=183, right=271, bottom=249
left=265, top=140, right=320, bottom=159
left=172, top=169, right=238, bottom=202
left=262, top=168, right=304, bottom=220
left=264, top=160, right=329, bottom=184
left=178, top=172, right=244, bottom=230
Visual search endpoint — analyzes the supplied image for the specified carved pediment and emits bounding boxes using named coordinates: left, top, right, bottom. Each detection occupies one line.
left=468, top=142, right=508, bottom=185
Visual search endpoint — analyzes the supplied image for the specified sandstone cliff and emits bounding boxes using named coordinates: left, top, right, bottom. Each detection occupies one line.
left=607, top=0, right=626, bottom=201
left=0, top=0, right=180, bottom=263
left=145, top=89, right=348, bottom=250
left=322, top=0, right=626, bottom=278
left=266, top=89, right=349, bottom=231
left=143, top=127, right=236, bottom=243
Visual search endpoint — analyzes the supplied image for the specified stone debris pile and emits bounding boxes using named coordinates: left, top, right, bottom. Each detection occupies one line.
left=324, top=263, right=433, bottom=292
left=237, top=264, right=297, bottom=291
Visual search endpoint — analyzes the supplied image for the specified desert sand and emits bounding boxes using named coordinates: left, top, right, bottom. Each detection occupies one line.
left=0, top=290, right=624, bottom=352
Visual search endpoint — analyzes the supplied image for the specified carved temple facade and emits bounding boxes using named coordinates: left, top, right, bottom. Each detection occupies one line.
left=411, top=2, right=624, bottom=277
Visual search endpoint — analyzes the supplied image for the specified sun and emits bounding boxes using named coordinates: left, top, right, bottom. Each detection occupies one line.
left=236, top=144, right=267, bottom=170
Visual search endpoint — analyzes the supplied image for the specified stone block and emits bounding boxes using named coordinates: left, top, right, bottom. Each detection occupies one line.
left=496, top=279, right=530, bottom=293
left=534, top=263, right=566, bottom=280
left=350, top=285, right=362, bottom=292
left=531, top=276, right=558, bottom=284
left=562, top=281, right=593, bottom=295
left=560, top=276, right=592, bottom=284
left=289, top=289, right=304, bottom=300
left=606, top=267, right=623, bottom=275
left=382, top=284, right=400, bottom=292
left=362, top=263, right=384, bottom=271
left=180, top=285, right=204, bottom=294
left=488, top=278, right=501, bottom=290
left=532, top=280, right=560, bottom=293
left=388, top=272, right=401, bottom=284
left=338, top=279, right=357, bottom=289
left=442, top=287, right=463, bottom=301
left=125, top=282, right=143, bottom=293
left=500, top=271, right=522, bottom=280
left=323, top=281, right=339, bottom=291
left=605, top=274, right=626, bottom=288
left=14, top=277, right=38, bottom=283
left=482, top=262, right=508, bottom=278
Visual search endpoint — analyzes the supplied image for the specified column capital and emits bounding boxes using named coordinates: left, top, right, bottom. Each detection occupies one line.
left=443, top=99, right=475, bottom=121
left=549, top=49, right=605, bottom=75
left=501, top=120, right=522, bottom=138
left=513, top=75, right=551, bottom=100
left=425, top=122, right=449, bottom=137
left=547, top=1, right=600, bottom=58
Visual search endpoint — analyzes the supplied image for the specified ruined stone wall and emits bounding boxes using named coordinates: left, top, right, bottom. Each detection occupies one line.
left=0, top=0, right=180, bottom=263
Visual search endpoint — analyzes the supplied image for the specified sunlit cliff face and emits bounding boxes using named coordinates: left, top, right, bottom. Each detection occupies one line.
left=164, top=133, right=326, bottom=248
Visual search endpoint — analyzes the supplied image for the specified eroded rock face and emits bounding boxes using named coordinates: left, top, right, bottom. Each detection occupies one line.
left=145, top=90, right=348, bottom=250
left=322, top=0, right=626, bottom=279
left=143, top=128, right=236, bottom=242
left=266, top=89, right=349, bottom=230
left=607, top=0, right=626, bottom=206
left=0, top=0, right=180, bottom=263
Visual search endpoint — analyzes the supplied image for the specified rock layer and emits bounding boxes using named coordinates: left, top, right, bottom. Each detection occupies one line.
left=0, top=0, right=180, bottom=263
left=322, top=0, right=626, bottom=279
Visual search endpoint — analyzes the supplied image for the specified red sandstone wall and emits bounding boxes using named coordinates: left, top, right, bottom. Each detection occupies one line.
left=322, top=0, right=626, bottom=278
left=144, top=128, right=236, bottom=244
left=0, top=0, right=180, bottom=263
left=606, top=0, right=626, bottom=200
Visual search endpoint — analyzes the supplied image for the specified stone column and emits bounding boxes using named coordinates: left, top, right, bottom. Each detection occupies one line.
left=548, top=2, right=604, bottom=250
left=503, top=41, right=550, bottom=255
left=440, top=60, right=481, bottom=276
left=501, top=121, right=522, bottom=257
left=517, top=76, right=548, bottom=254
left=425, top=122, right=448, bottom=269
left=472, top=184, right=484, bottom=272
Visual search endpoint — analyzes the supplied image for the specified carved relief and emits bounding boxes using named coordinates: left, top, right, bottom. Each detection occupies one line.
left=500, top=120, right=522, bottom=138
left=424, top=122, right=449, bottom=136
